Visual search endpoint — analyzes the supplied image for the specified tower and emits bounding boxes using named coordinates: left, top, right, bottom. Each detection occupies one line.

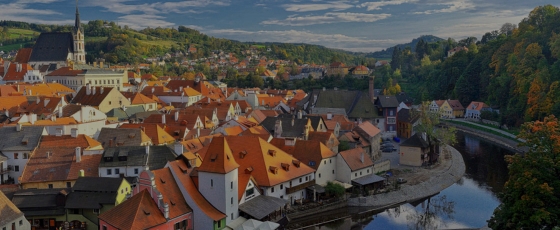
left=73, top=0, right=85, bottom=64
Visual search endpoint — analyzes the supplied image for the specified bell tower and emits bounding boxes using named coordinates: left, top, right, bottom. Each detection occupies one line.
left=72, top=0, right=85, bottom=64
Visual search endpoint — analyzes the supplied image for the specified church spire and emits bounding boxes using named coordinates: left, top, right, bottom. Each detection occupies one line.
left=74, top=0, right=82, bottom=32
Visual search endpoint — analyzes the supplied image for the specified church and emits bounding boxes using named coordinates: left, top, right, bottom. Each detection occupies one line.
left=28, top=3, right=86, bottom=68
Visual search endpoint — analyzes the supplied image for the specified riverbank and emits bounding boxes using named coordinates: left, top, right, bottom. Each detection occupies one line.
left=348, top=145, right=465, bottom=207
left=443, top=120, right=528, bottom=153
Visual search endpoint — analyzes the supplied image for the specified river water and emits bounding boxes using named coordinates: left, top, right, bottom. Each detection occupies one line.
left=303, top=131, right=513, bottom=230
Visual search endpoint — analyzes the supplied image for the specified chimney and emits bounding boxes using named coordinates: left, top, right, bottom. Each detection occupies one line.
left=327, top=112, right=333, bottom=120
left=86, top=83, right=91, bottom=95
left=16, top=63, right=22, bottom=72
left=92, top=86, right=96, bottom=95
left=58, top=106, right=63, bottom=118
left=163, top=203, right=169, bottom=219
left=71, top=128, right=78, bottom=138
left=151, top=87, right=155, bottom=94
left=369, top=76, right=375, bottom=103
left=304, top=125, right=310, bottom=140
left=79, top=169, right=85, bottom=177
left=100, top=87, right=104, bottom=94
left=297, top=110, right=302, bottom=119
left=174, top=141, right=183, bottom=155
left=109, top=139, right=113, bottom=147
left=4, top=109, right=8, bottom=118
left=274, top=120, right=282, bottom=137
left=128, top=97, right=131, bottom=103
left=196, top=127, right=200, bottom=138
left=323, top=87, right=325, bottom=91
left=75, top=147, right=81, bottom=163
left=291, top=116, right=295, bottom=126
left=145, top=145, right=150, bottom=155
left=16, top=123, right=22, bottom=132
left=175, top=111, right=179, bottom=122
left=162, top=114, right=166, bottom=124
left=47, top=151, right=52, bottom=159
left=360, top=151, right=364, bottom=163
left=44, top=98, right=50, bottom=107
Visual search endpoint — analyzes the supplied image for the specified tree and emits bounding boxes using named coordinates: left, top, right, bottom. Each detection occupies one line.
left=413, top=102, right=457, bottom=164
left=324, top=181, right=345, bottom=198
left=489, top=115, right=560, bottom=229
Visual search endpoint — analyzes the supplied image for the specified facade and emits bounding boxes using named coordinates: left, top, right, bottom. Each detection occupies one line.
left=376, top=96, right=399, bottom=134
left=98, top=146, right=177, bottom=178
left=465, top=101, right=490, bottom=119
left=399, top=133, right=430, bottom=167
left=441, top=100, right=464, bottom=118
left=71, top=86, right=131, bottom=113
left=46, top=67, right=126, bottom=91
left=0, top=125, right=47, bottom=184
left=397, top=108, right=420, bottom=139
left=327, top=62, right=348, bottom=76
left=0, top=191, right=31, bottom=230
left=336, top=147, right=374, bottom=184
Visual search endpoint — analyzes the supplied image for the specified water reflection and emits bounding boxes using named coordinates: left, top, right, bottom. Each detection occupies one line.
left=303, top=131, right=512, bottom=229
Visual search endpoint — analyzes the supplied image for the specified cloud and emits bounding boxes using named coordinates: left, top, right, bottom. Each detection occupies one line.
left=413, top=0, right=475, bottom=14
left=86, top=0, right=230, bottom=15
left=282, top=2, right=354, bottom=12
left=16, top=0, right=63, bottom=3
left=117, top=14, right=175, bottom=29
left=358, top=0, right=418, bottom=11
left=202, top=28, right=402, bottom=52
left=0, top=2, right=73, bottom=25
left=261, top=12, right=391, bottom=26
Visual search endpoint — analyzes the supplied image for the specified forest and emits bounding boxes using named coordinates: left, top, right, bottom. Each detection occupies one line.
left=376, top=5, right=560, bottom=127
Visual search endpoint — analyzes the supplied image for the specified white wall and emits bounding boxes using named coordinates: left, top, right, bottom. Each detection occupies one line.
left=336, top=155, right=352, bottom=184
left=261, top=172, right=315, bottom=204
left=6, top=151, right=31, bottom=184
left=239, top=180, right=261, bottom=204
left=198, top=169, right=239, bottom=224
left=315, top=156, right=337, bottom=186
left=0, top=215, right=31, bottom=230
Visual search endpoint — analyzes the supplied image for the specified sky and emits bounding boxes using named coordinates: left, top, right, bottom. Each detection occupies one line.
left=1, top=0, right=558, bottom=52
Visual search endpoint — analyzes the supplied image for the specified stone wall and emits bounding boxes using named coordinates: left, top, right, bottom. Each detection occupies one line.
left=348, top=145, right=465, bottom=207
left=373, top=160, right=391, bottom=174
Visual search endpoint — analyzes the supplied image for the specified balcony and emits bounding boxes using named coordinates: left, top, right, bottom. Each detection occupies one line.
left=286, top=179, right=315, bottom=194
left=0, top=165, right=13, bottom=175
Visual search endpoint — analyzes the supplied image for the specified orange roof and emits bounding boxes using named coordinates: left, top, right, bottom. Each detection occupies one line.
left=14, top=48, right=32, bottom=63
left=15, top=83, right=74, bottom=96
left=180, top=138, right=205, bottom=154
left=308, top=131, right=340, bottom=148
left=198, top=137, right=239, bottom=174
left=275, top=140, right=335, bottom=170
left=353, top=65, right=369, bottom=71
left=0, top=85, right=17, bottom=97
left=3, top=63, right=33, bottom=82
left=446, top=99, right=464, bottom=111
left=225, top=136, right=315, bottom=186
left=435, top=100, right=445, bottom=107
left=339, top=147, right=373, bottom=171
left=23, top=117, right=79, bottom=126
left=119, top=123, right=175, bottom=145
left=356, top=121, right=380, bottom=138
left=467, top=101, right=489, bottom=111
left=224, top=126, right=244, bottom=136
left=184, top=87, right=202, bottom=97
left=98, top=189, right=166, bottom=229
left=121, top=92, right=157, bottom=105
left=39, top=134, right=102, bottom=149
left=20, top=147, right=101, bottom=184
left=152, top=167, right=193, bottom=219
left=167, top=160, right=226, bottom=221
left=255, top=96, right=286, bottom=108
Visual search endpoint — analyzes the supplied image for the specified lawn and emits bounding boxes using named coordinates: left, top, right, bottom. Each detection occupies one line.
left=85, top=36, right=108, bottom=42
left=0, top=42, right=33, bottom=52
left=6, top=28, right=38, bottom=39
left=445, top=120, right=521, bottom=143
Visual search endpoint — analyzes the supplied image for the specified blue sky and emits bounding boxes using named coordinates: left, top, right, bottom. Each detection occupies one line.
left=1, top=0, right=558, bottom=52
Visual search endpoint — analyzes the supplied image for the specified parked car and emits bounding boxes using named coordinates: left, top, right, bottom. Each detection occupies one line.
left=382, top=143, right=394, bottom=148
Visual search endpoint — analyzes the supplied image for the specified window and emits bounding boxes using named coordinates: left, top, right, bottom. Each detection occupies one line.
left=360, top=172, right=362, bottom=175
left=115, top=168, right=120, bottom=175
left=246, top=188, right=254, bottom=197
left=117, top=80, right=120, bottom=84
left=231, top=213, right=234, bottom=220
left=330, top=159, right=332, bottom=163
left=134, top=168, right=139, bottom=174
left=67, top=182, right=72, bottom=188
left=93, top=209, right=99, bottom=214
left=70, top=209, right=80, bottom=214
left=19, top=220, right=22, bottom=226
left=211, top=179, right=213, bottom=187
left=102, top=226, right=107, bottom=230
left=319, top=173, right=321, bottom=178
left=299, top=178, right=302, bottom=183
left=217, top=220, right=222, bottom=228
left=389, top=110, right=394, bottom=116
left=367, top=169, right=370, bottom=173
left=13, top=153, right=18, bottom=159
left=48, top=184, right=53, bottom=189
left=280, top=184, right=283, bottom=189
left=355, top=173, right=357, bottom=177
left=14, top=166, right=19, bottom=172
left=107, top=169, right=112, bottom=175
left=231, top=197, right=233, bottom=204
left=231, top=181, right=233, bottom=189
left=332, top=170, right=335, bottom=174
left=271, top=187, right=275, bottom=193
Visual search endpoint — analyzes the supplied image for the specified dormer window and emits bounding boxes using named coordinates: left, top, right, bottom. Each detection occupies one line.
left=269, top=166, right=278, bottom=174
left=281, top=163, right=290, bottom=171
left=268, top=150, right=276, bottom=157
left=292, top=160, right=300, bottom=168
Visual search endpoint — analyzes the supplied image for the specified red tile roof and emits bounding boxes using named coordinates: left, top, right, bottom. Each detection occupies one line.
left=39, top=134, right=101, bottom=149
left=98, top=189, right=166, bottom=229
left=72, top=86, right=115, bottom=106
left=3, top=63, right=33, bottom=82
left=14, top=48, right=33, bottom=63
left=339, top=147, right=373, bottom=171
left=121, top=92, right=157, bottom=105
left=152, top=168, right=193, bottom=219
left=198, top=136, right=239, bottom=174
left=46, top=67, right=84, bottom=76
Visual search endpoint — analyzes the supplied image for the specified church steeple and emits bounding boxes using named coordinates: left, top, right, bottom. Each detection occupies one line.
left=74, top=0, right=82, bottom=33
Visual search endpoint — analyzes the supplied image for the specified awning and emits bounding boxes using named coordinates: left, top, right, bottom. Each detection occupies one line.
left=352, top=174, right=386, bottom=186
left=306, top=184, right=325, bottom=193
left=239, top=195, right=288, bottom=220
left=331, top=180, right=353, bottom=189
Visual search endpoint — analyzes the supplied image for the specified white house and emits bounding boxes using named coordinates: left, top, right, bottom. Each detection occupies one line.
left=0, top=125, right=47, bottom=184
left=336, top=147, right=374, bottom=184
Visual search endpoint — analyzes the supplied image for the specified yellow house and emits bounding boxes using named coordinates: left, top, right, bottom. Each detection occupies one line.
left=439, top=100, right=453, bottom=118
left=71, top=86, right=132, bottom=113
left=440, top=99, right=464, bottom=118
left=65, top=177, right=132, bottom=230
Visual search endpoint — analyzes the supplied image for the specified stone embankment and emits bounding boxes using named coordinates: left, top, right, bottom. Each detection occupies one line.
left=445, top=121, right=528, bottom=153
left=348, top=145, right=465, bottom=207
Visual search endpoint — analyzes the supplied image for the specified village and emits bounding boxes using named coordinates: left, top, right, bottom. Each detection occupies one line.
left=0, top=5, right=495, bottom=230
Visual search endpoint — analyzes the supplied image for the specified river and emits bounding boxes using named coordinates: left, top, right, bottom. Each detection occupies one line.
left=300, top=131, right=513, bottom=230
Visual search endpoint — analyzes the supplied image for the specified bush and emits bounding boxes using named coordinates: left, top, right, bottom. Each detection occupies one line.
left=324, top=181, right=345, bottom=198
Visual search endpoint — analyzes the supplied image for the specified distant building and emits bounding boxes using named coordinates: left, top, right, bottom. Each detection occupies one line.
left=447, top=46, right=468, bottom=57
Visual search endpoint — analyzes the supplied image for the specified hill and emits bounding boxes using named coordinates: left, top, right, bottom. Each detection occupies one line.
left=0, top=27, right=39, bottom=52
left=366, top=35, right=444, bottom=59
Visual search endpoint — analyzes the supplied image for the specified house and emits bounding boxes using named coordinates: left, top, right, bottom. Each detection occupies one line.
left=120, top=92, right=158, bottom=111
left=45, top=67, right=127, bottom=91
left=307, top=131, right=340, bottom=153
left=327, top=62, right=348, bottom=76
left=11, top=188, right=74, bottom=229
left=65, top=177, right=132, bottom=230
left=98, top=146, right=177, bottom=178
left=429, top=100, right=445, bottom=113
left=105, top=106, right=145, bottom=123
left=248, top=109, right=279, bottom=123
left=399, top=133, right=430, bottom=167
left=397, top=108, right=420, bottom=139
left=0, top=191, right=31, bottom=230
left=336, top=147, right=374, bottom=185
left=18, top=144, right=102, bottom=189
left=118, top=123, right=176, bottom=145
left=375, top=95, right=399, bottom=134
left=96, top=128, right=152, bottom=148
left=448, top=46, right=468, bottom=57
left=71, top=86, right=131, bottom=113
left=1, top=62, right=43, bottom=84
left=260, top=115, right=314, bottom=140
left=465, top=101, right=490, bottom=119
left=0, top=125, right=47, bottom=184
left=29, top=105, right=108, bottom=137
left=98, top=189, right=189, bottom=230
left=374, top=60, right=388, bottom=67
left=38, top=132, right=104, bottom=155
left=353, top=121, right=382, bottom=160
left=445, top=99, right=465, bottom=118
left=349, top=65, right=369, bottom=78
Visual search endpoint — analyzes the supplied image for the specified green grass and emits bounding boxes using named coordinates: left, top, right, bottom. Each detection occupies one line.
left=6, top=28, right=38, bottom=39
left=0, top=42, right=33, bottom=52
left=85, top=36, right=108, bottom=42
left=445, top=120, right=521, bottom=143
left=138, top=39, right=177, bottom=47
